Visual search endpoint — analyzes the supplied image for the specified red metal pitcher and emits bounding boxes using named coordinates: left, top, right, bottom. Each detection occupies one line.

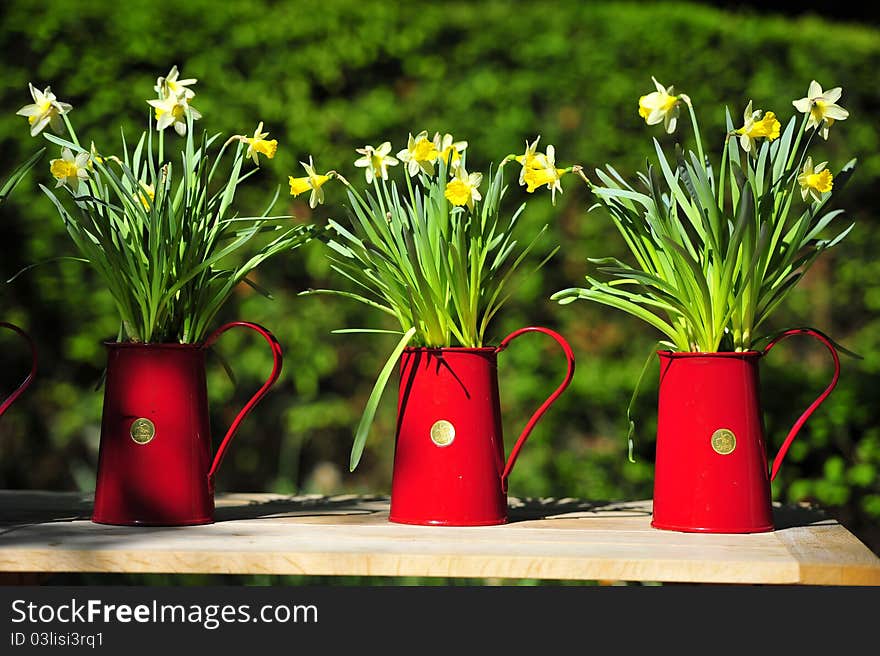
left=92, top=321, right=283, bottom=526
left=0, top=322, right=37, bottom=419
left=652, top=328, right=840, bottom=534
left=389, top=326, right=575, bottom=526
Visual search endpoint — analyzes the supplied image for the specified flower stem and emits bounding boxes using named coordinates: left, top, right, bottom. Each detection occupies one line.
left=62, top=114, right=81, bottom=148
left=685, top=98, right=706, bottom=167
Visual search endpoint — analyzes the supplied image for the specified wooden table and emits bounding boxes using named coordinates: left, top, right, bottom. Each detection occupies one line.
left=0, top=491, right=878, bottom=585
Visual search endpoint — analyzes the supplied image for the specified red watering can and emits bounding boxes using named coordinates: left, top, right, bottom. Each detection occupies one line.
left=0, top=322, right=37, bottom=419
left=390, top=326, right=575, bottom=526
left=652, top=328, right=840, bottom=533
left=92, top=322, right=283, bottom=526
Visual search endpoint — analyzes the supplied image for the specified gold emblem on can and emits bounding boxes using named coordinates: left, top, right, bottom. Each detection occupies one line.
left=430, top=420, right=455, bottom=447
left=130, top=418, right=156, bottom=445
left=711, top=428, right=736, bottom=455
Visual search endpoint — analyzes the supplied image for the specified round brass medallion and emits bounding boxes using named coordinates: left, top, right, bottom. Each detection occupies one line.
left=430, top=420, right=455, bottom=447
left=711, top=428, right=736, bottom=455
left=130, top=418, right=156, bottom=445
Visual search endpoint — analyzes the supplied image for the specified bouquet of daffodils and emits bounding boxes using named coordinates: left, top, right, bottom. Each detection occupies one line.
left=295, top=131, right=577, bottom=468
left=554, top=78, right=855, bottom=353
left=15, top=67, right=317, bottom=344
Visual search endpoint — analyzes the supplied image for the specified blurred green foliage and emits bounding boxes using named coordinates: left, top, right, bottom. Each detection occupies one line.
left=0, top=0, right=878, bottom=560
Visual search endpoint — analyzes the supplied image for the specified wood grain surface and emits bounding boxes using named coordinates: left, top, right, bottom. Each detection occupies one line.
left=0, top=491, right=878, bottom=585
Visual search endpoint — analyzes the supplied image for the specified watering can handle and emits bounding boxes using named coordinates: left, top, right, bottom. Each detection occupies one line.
left=203, top=321, right=283, bottom=482
left=496, top=326, right=575, bottom=493
left=0, top=322, right=37, bottom=417
left=763, top=328, right=840, bottom=482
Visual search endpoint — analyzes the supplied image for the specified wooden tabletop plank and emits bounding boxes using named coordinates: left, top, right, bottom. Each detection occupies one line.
left=0, top=491, right=877, bottom=585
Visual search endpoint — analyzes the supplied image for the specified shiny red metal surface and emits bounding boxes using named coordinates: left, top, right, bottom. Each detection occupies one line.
left=652, top=328, right=840, bottom=533
left=92, top=322, right=283, bottom=526
left=389, top=326, right=575, bottom=526
left=0, top=322, right=37, bottom=418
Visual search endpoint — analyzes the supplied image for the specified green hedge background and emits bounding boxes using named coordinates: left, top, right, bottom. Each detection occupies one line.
left=0, top=0, right=878, bottom=576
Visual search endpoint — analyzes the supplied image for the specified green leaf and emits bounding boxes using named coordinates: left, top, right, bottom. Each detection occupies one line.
left=349, top=327, right=416, bottom=471
left=0, top=148, right=45, bottom=202
left=625, top=345, right=658, bottom=463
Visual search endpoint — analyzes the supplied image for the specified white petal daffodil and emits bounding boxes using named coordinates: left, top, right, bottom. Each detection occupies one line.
left=147, top=91, right=202, bottom=136
left=735, top=100, right=781, bottom=153
left=16, top=83, right=73, bottom=137
left=154, top=65, right=197, bottom=101
left=522, top=144, right=566, bottom=205
left=797, top=156, right=833, bottom=203
left=244, top=122, right=278, bottom=166
left=49, top=147, right=90, bottom=190
left=433, top=132, right=468, bottom=169
left=638, top=77, right=686, bottom=134
left=792, top=80, right=849, bottom=140
left=397, top=131, right=439, bottom=177
left=444, top=165, right=482, bottom=210
left=354, top=141, right=398, bottom=184
left=289, top=157, right=332, bottom=209
left=515, top=136, right=546, bottom=186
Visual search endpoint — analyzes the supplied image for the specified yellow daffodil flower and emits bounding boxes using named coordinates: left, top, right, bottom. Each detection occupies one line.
left=289, top=157, right=331, bottom=208
left=88, top=142, right=104, bottom=168
left=397, top=131, right=439, bottom=177
left=638, top=77, right=684, bottom=134
left=735, top=101, right=780, bottom=153
left=354, top=142, right=398, bottom=184
left=137, top=181, right=155, bottom=209
left=433, top=132, right=468, bottom=169
left=444, top=165, right=482, bottom=210
left=49, top=147, right=90, bottom=190
left=16, top=83, right=73, bottom=137
left=244, top=122, right=278, bottom=166
left=154, top=65, right=197, bottom=101
left=515, top=136, right=546, bottom=185
left=792, top=80, right=849, bottom=140
left=147, top=91, right=202, bottom=136
left=522, top=144, right=567, bottom=205
left=797, top=156, right=833, bottom=203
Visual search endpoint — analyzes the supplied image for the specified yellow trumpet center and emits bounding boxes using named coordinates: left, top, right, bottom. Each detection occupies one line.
left=444, top=179, right=472, bottom=206
left=250, top=138, right=278, bottom=159
left=805, top=169, right=833, bottom=193
left=288, top=176, right=312, bottom=197
left=50, top=158, right=78, bottom=180
left=412, top=140, right=438, bottom=162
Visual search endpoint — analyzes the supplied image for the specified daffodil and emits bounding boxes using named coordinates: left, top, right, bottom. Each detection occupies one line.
left=792, top=80, right=849, bottom=140
left=444, top=165, right=482, bottom=210
left=49, top=148, right=90, bottom=190
left=397, top=131, right=439, bottom=177
left=16, top=83, right=73, bottom=137
left=243, top=122, right=278, bottom=165
left=88, top=142, right=104, bottom=168
left=154, top=65, right=197, bottom=101
left=137, top=181, right=155, bottom=209
left=515, top=136, right=545, bottom=186
left=433, top=133, right=468, bottom=169
left=289, top=157, right=331, bottom=208
left=638, top=77, right=684, bottom=134
left=522, top=144, right=567, bottom=204
left=735, top=101, right=781, bottom=153
left=797, top=156, right=833, bottom=203
left=354, top=142, right=398, bottom=184
left=147, top=92, right=201, bottom=136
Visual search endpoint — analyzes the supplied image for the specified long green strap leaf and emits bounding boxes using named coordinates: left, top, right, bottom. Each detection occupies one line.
left=349, top=327, right=416, bottom=471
